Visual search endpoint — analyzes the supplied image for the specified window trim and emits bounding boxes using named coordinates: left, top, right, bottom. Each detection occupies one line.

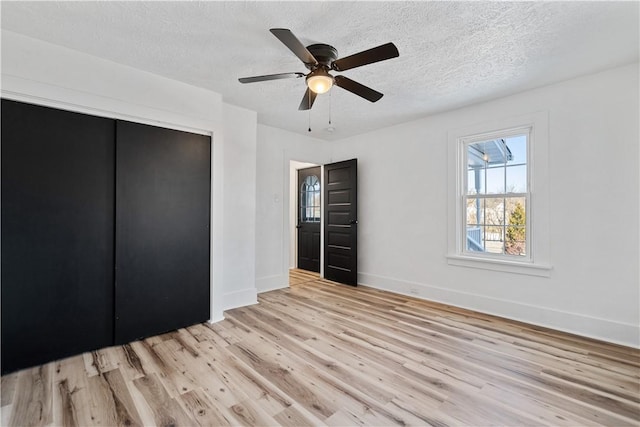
left=447, top=112, right=552, bottom=277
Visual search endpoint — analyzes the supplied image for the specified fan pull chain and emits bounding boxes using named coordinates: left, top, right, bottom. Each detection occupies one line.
left=308, top=91, right=312, bottom=132
left=329, top=89, right=332, bottom=126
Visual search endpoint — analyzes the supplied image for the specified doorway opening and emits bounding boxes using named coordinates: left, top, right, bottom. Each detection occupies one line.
left=287, top=158, right=358, bottom=287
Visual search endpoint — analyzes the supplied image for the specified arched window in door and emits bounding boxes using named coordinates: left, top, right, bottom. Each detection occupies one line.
left=300, top=175, right=320, bottom=222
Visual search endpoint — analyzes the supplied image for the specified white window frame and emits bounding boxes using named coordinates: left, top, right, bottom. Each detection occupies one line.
left=447, top=112, right=552, bottom=277
left=461, top=127, right=531, bottom=261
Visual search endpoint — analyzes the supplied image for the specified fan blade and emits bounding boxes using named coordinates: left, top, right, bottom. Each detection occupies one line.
left=239, top=72, right=305, bottom=84
left=270, top=28, right=318, bottom=66
left=298, top=88, right=318, bottom=110
left=332, top=42, right=399, bottom=72
left=334, top=75, right=383, bottom=102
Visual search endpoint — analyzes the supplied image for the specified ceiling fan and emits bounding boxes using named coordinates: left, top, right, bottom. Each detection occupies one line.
left=239, top=28, right=399, bottom=110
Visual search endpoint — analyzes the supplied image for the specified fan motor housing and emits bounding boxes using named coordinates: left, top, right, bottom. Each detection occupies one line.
left=306, top=44, right=338, bottom=69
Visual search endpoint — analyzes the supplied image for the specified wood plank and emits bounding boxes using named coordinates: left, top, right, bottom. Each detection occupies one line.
left=53, top=356, right=95, bottom=426
left=56, top=378, right=79, bottom=427
left=101, top=344, right=147, bottom=381
left=0, top=372, right=18, bottom=407
left=133, top=373, right=195, bottom=426
left=0, top=404, right=12, bottom=426
left=8, top=365, right=53, bottom=427
left=273, top=404, right=326, bottom=427
left=229, top=399, right=279, bottom=426
left=179, top=388, right=235, bottom=426
left=85, top=369, right=143, bottom=427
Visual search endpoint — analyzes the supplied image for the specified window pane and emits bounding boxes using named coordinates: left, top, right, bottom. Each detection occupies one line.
left=505, top=134, right=527, bottom=165
left=484, top=198, right=505, bottom=225
left=306, top=192, right=312, bottom=210
left=505, top=197, right=526, bottom=222
left=467, top=143, right=486, bottom=168
left=466, top=198, right=484, bottom=225
left=486, top=166, right=505, bottom=194
left=484, top=226, right=504, bottom=254
left=467, top=168, right=484, bottom=195
left=467, top=143, right=490, bottom=194
left=506, top=165, right=527, bottom=193
left=505, top=198, right=526, bottom=256
left=301, top=175, right=321, bottom=222
left=467, top=170, right=475, bottom=194
left=466, top=225, right=483, bottom=251
left=505, top=227, right=526, bottom=256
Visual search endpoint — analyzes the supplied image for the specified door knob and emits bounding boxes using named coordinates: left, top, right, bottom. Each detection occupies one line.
left=296, top=224, right=302, bottom=229
left=349, top=219, right=358, bottom=225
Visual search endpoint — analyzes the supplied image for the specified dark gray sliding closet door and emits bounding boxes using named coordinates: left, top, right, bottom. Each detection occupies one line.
left=1, top=99, right=115, bottom=374
left=114, top=121, right=211, bottom=344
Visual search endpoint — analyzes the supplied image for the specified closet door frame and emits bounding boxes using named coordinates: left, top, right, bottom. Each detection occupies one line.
left=1, top=96, right=217, bottom=372
left=2, top=93, right=217, bottom=321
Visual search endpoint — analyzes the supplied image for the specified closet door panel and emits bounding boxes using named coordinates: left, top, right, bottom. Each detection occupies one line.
left=115, top=121, right=210, bottom=344
left=1, top=99, right=115, bottom=374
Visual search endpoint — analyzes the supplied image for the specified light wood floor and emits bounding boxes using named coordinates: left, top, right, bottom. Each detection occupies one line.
left=2, top=269, right=639, bottom=426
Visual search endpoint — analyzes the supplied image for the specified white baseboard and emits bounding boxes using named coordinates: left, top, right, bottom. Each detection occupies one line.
left=221, top=287, right=258, bottom=311
left=256, top=274, right=289, bottom=293
left=207, top=316, right=225, bottom=324
left=358, top=272, right=640, bottom=349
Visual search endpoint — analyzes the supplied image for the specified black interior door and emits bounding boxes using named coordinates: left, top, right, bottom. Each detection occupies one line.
left=297, top=166, right=321, bottom=272
left=115, top=121, right=211, bottom=344
left=1, top=99, right=115, bottom=374
left=324, top=159, right=358, bottom=285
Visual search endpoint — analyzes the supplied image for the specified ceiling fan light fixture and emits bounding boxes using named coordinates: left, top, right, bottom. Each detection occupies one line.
left=306, top=70, right=334, bottom=94
left=239, top=29, right=399, bottom=111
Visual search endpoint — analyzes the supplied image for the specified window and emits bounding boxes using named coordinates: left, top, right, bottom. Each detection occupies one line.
left=300, top=175, right=320, bottom=222
left=447, top=112, right=551, bottom=276
left=464, top=131, right=529, bottom=259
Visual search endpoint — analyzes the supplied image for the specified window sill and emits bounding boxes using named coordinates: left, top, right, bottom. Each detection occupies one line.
left=447, top=254, right=552, bottom=277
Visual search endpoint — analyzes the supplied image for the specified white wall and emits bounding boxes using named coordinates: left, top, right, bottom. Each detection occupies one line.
left=329, top=63, right=640, bottom=347
left=219, top=104, right=258, bottom=313
left=255, top=125, right=331, bottom=292
left=1, top=30, right=258, bottom=322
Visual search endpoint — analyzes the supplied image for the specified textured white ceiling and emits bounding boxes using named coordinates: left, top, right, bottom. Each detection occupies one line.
left=1, top=1, right=638, bottom=140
